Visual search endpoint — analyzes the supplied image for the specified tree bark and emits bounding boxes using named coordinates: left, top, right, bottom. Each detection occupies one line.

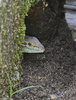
left=25, top=0, right=66, bottom=40
left=0, top=0, right=39, bottom=99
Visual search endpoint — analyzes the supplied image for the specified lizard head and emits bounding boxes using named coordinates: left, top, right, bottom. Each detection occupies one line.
left=21, top=41, right=45, bottom=53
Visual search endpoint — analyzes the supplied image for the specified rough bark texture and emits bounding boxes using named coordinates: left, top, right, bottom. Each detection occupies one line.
left=0, top=1, right=23, bottom=99
left=0, top=0, right=40, bottom=99
left=25, top=0, right=66, bottom=40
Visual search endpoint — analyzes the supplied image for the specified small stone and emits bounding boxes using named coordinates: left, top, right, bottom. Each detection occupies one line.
left=37, top=91, right=47, bottom=97
left=50, top=94, right=57, bottom=100
left=38, top=76, right=41, bottom=79
left=47, top=97, right=51, bottom=100
left=30, top=89, right=37, bottom=94
left=10, top=99, right=14, bottom=100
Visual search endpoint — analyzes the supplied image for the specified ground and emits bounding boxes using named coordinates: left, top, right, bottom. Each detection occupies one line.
left=14, top=18, right=76, bottom=100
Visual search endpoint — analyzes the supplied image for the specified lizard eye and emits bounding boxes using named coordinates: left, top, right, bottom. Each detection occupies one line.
left=28, top=42, right=32, bottom=46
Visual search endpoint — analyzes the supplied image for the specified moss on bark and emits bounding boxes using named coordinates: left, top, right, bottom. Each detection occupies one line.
left=0, top=0, right=40, bottom=99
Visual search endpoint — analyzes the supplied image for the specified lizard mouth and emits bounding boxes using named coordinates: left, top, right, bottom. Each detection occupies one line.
left=21, top=46, right=45, bottom=53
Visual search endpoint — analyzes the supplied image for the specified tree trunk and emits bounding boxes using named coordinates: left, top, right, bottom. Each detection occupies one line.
left=0, top=0, right=39, bottom=99
left=25, top=0, right=66, bottom=40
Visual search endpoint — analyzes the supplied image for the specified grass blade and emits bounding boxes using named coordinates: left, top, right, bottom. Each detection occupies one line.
left=6, top=72, right=12, bottom=98
left=12, top=85, right=40, bottom=95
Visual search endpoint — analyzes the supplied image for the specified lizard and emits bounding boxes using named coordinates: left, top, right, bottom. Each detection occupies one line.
left=21, top=35, right=45, bottom=53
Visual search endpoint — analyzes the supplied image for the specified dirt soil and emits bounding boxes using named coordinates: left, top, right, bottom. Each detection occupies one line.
left=14, top=18, right=76, bottom=100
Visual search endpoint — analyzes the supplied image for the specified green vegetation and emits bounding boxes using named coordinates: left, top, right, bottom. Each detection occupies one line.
left=6, top=72, right=40, bottom=99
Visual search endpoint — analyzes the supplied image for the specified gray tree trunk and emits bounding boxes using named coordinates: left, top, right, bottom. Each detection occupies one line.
left=0, top=0, right=24, bottom=99
left=0, top=0, right=38, bottom=99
